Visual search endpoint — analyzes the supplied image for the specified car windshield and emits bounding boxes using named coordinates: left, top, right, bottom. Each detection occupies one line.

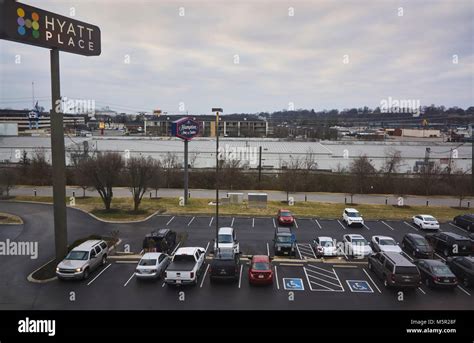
left=280, top=211, right=292, bottom=217
left=139, top=258, right=157, bottom=266
left=173, top=255, right=195, bottom=262
left=252, top=262, right=270, bottom=270
left=431, top=265, right=452, bottom=276
left=413, top=237, right=429, bottom=246
left=347, top=212, right=360, bottom=217
left=320, top=240, right=334, bottom=247
left=379, top=239, right=396, bottom=246
left=65, top=251, right=89, bottom=260
left=352, top=238, right=368, bottom=245
left=218, top=234, right=233, bottom=243
left=423, top=216, right=437, bottom=222
left=277, top=235, right=292, bottom=243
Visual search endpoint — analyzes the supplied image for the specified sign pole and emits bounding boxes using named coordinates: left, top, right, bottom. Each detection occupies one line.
left=50, top=48, right=68, bottom=259
left=215, top=112, right=219, bottom=252
left=184, top=139, right=189, bottom=205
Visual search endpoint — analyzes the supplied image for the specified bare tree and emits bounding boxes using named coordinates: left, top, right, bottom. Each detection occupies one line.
left=349, top=155, right=376, bottom=194
left=70, top=142, right=94, bottom=198
left=84, top=152, right=124, bottom=211
left=0, top=167, right=16, bottom=197
left=29, top=149, right=51, bottom=186
left=382, top=149, right=402, bottom=175
left=417, top=161, right=441, bottom=196
left=279, top=156, right=302, bottom=202
left=126, top=156, right=155, bottom=212
left=451, top=170, right=469, bottom=208
left=220, top=157, right=242, bottom=190
left=149, top=159, right=162, bottom=198
left=161, top=152, right=180, bottom=188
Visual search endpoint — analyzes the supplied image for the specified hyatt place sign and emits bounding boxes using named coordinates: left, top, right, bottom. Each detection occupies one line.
left=0, top=0, right=101, bottom=56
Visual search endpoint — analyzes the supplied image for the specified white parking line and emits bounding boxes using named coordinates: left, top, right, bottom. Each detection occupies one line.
left=449, top=222, right=468, bottom=233
left=171, top=242, right=181, bottom=256
left=362, top=268, right=382, bottom=293
left=332, top=268, right=345, bottom=291
left=306, top=264, right=338, bottom=276
left=303, top=268, right=334, bottom=291
left=209, top=217, right=214, bottom=227
left=305, top=268, right=338, bottom=281
left=457, top=285, right=471, bottom=296
left=363, top=224, right=371, bottom=230
left=200, top=264, right=210, bottom=288
left=272, top=218, right=276, bottom=228
left=187, top=217, right=195, bottom=226
left=162, top=282, right=166, bottom=287
left=274, top=266, right=280, bottom=290
left=417, top=287, right=426, bottom=295
left=294, top=219, right=299, bottom=229
left=166, top=216, right=175, bottom=226
left=314, top=219, right=322, bottom=229
left=238, top=264, right=243, bottom=288
left=381, top=221, right=394, bottom=231
left=252, top=218, right=255, bottom=228
left=204, top=241, right=210, bottom=253
left=296, top=244, right=303, bottom=259
left=139, top=249, right=144, bottom=255
left=404, top=221, right=418, bottom=231
left=123, top=272, right=135, bottom=287
left=266, top=242, right=270, bottom=256
left=86, top=263, right=111, bottom=286
left=434, top=253, right=446, bottom=262
left=337, top=220, right=346, bottom=230
left=229, top=217, right=234, bottom=226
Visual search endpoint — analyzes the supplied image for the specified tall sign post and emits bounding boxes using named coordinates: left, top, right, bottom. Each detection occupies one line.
left=0, top=0, right=101, bottom=260
left=171, top=117, right=200, bottom=205
left=212, top=108, right=222, bottom=252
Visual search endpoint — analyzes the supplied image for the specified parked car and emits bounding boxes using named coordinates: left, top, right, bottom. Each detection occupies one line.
left=401, top=233, right=434, bottom=258
left=277, top=209, right=295, bottom=226
left=56, top=240, right=108, bottom=280
left=446, top=256, right=474, bottom=287
left=425, top=232, right=471, bottom=257
left=142, top=229, right=177, bottom=254
left=248, top=255, right=273, bottom=285
left=312, top=236, right=338, bottom=258
left=342, top=208, right=364, bottom=227
left=164, top=247, right=206, bottom=286
left=343, top=234, right=372, bottom=258
left=453, top=214, right=474, bottom=232
left=367, top=251, right=421, bottom=288
left=135, top=252, right=170, bottom=280
left=273, top=227, right=296, bottom=256
left=209, top=248, right=240, bottom=282
left=414, top=259, right=457, bottom=289
left=213, top=227, right=240, bottom=254
left=371, top=235, right=402, bottom=253
left=412, top=215, right=440, bottom=230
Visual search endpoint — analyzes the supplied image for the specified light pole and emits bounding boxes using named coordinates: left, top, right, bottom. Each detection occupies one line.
left=212, top=108, right=223, bottom=252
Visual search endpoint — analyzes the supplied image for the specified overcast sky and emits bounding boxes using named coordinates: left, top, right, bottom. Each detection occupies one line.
left=1, top=0, right=473, bottom=114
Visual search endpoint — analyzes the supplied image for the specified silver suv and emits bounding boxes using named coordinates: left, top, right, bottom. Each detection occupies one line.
left=56, top=240, right=108, bottom=280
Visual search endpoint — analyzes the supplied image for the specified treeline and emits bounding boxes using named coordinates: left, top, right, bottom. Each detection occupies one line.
left=0, top=148, right=471, bottom=211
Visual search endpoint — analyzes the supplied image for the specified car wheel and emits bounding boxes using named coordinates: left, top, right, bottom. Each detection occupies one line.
left=83, top=268, right=89, bottom=280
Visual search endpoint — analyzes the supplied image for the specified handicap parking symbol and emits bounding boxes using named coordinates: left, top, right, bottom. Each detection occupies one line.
left=346, top=280, right=373, bottom=293
left=283, top=278, right=304, bottom=291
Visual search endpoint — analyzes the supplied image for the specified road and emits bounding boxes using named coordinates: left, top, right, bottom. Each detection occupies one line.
left=9, top=186, right=474, bottom=207
left=0, top=201, right=472, bottom=310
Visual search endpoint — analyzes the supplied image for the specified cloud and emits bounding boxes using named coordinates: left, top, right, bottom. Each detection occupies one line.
left=1, top=0, right=472, bottom=113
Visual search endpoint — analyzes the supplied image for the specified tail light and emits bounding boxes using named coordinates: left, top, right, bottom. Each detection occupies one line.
left=190, top=272, right=194, bottom=279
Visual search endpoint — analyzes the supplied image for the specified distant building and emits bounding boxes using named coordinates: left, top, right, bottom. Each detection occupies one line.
left=394, top=128, right=441, bottom=138
left=0, top=109, right=86, bottom=132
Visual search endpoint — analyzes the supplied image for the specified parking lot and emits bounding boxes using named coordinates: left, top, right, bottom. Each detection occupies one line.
left=21, top=212, right=471, bottom=310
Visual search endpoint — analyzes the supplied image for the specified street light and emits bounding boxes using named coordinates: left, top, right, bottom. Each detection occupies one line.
left=212, top=107, right=223, bottom=253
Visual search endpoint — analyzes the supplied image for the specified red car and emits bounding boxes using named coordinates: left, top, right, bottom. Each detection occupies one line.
left=277, top=209, right=295, bottom=226
left=248, top=255, right=273, bottom=285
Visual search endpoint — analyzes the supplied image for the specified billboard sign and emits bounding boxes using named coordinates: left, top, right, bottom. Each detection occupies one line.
left=0, top=1, right=101, bottom=56
left=171, top=117, right=200, bottom=141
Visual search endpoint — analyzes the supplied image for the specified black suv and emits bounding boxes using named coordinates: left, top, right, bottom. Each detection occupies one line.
left=401, top=233, right=433, bottom=258
left=273, top=227, right=296, bottom=257
left=142, top=229, right=177, bottom=254
left=453, top=214, right=474, bottom=232
left=368, top=251, right=421, bottom=288
left=209, top=248, right=240, bottom=282
left=446, top=256, right=474, bottom=287
left=425, top=232, right=471, bottom=257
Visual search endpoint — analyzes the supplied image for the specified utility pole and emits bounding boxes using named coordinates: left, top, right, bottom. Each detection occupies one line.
left=212, top=108, right=223, bottom=252
left=258, top=146, right=262, bottom=184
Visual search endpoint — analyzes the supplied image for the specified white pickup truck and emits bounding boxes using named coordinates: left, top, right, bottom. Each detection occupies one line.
left=164, top=247, right=206, bottom=286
